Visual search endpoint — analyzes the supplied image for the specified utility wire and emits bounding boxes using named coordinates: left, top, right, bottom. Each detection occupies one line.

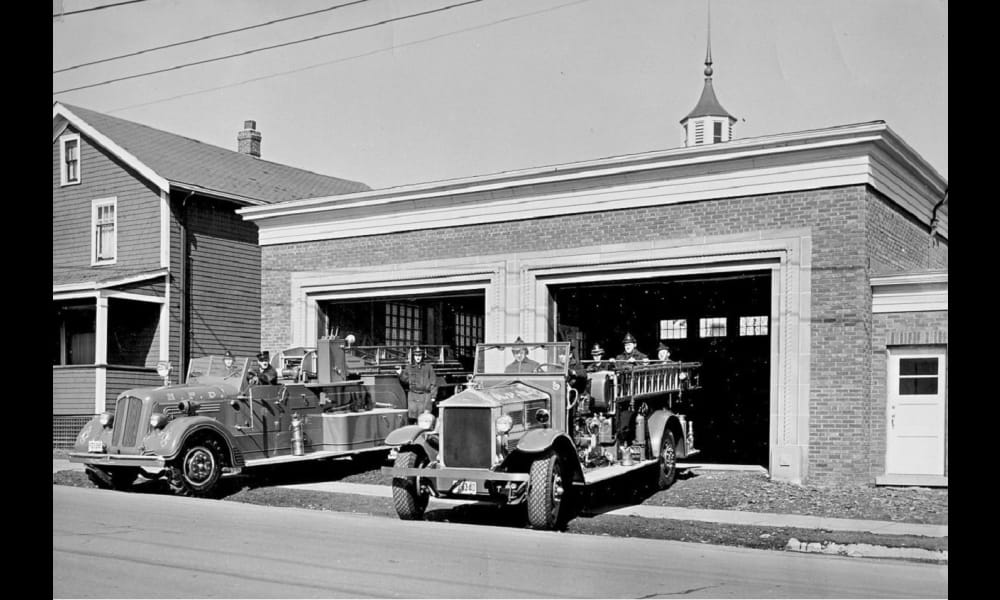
left=53, top=0, right=151, bottom=18
left=54, top=0, right=372, bottom=74
left=53, top=0, right=484, bottom=94
left=91, top=0, right=593, bottom=115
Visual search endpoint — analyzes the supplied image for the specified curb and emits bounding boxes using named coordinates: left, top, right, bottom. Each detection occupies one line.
left=785, top=538, right=947, bottom=563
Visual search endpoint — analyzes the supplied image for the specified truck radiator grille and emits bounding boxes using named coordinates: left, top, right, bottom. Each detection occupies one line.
left=111, top=396, right=144, bottom=448
left=442, top=407, right=492, bottom=468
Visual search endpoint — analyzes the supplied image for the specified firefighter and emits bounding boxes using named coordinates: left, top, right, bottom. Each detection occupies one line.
left=505, top=337, right=540, bottom=373
left=614, top=333, right=649, bottom=369
left=248, top=351, right=278, bottom=385
left=586, top=343, right=613, bottom=372
left=398, top=346, right=438, bottom=424
left=656, top=342, right=674, bottom=362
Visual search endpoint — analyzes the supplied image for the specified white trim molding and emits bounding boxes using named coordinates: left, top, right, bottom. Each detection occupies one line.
left=59, top=132, right=82, bottom=187
left=53, top=268, right=168, bottom=296
left=241, top=121, right=948, bottom=245
left=872, top=271, right=948, bottom=313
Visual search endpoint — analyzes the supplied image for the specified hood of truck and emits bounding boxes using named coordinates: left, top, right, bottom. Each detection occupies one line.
left=440, top=381, right=548, bottom=408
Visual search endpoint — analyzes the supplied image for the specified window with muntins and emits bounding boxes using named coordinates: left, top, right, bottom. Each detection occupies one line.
left=454, top=312, right=484, bottom=359
left=713, top=121, right=723, bottom=143
left=93, top=198, right=117, bottom=264
left=60, top=134, right=81, bottom=186
left=385, top=303, right=421, bottom=346
left=659, top=319, right=687, bottom=340
left=898, top=357, right=940, bottom=395
left=699, top=317, right=727, bottom=338
left=739, top=316, right=769, bottom=336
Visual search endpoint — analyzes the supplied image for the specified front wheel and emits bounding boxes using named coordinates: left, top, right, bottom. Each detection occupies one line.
left=527, top=450, right=571, bottom=530
left=86, top=466, right=139, bottom=491
left=656, top=430, right=677, bottom=490
left=391, top=450, right=430, bottom=520
left=168, top=438, right=225, bottom=497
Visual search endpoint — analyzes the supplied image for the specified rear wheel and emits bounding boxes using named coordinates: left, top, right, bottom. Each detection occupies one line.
left=168, top=438, right=225, bottom=497
left=86, top=466, right=139, bottom=491
left=656, top=430, right=677, bottom=490
left=527, top=450, right=569, bottom=530
left=391, top=450, right=430, bottom=520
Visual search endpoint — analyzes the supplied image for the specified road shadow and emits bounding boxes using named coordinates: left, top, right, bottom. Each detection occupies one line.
left=577, top=465, right=699, bottom=518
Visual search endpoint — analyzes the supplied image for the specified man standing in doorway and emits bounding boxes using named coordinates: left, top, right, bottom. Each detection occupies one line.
left=398, top=346, right=438, bottom=424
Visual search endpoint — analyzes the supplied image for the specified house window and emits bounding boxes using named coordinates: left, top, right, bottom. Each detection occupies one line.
left=454, top=312, right=484, bottom=359
left=699, top=317, right=727, bottom=338
left=898, top=357, right=940, bottom=395
left=713, top=121, right=723, bottom=143
left=659, top=319, right=687, bottom=340
left=385, top=303, right=421, bottom=346
left=53, top=304, right=96, bottom=365
left=60, top=133, right=81, bottom=186
left=92, top=198, right=117, bottom=264
left=739, top=316, right=769, bottom=336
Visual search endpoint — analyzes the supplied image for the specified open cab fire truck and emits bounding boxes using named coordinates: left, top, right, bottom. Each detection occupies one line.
left=381, top=341, right=700, bottom=529
left=69, top=337, right=409, bottom=497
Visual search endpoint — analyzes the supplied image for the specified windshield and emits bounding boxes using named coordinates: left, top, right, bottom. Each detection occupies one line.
left=474, top=342, right=572, bottom=375
left=186, top=355, right=250, bottom=387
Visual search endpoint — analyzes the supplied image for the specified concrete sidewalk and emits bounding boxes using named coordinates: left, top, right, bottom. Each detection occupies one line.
left=54, top=458, right=946, bottom=538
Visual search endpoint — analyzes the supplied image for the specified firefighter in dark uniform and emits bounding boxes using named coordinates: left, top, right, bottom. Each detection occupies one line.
left=398, top=346, right=438, bottom=424
left=586, top=343, right=613, bottom=372
left=614, top=333, right=649, bottom=370
left=505, top=337, right=541, bottom=374
left=248, top=351, right=278, bottom=385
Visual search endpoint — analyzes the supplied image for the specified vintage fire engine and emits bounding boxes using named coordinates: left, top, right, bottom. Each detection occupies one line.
left=69, top=337, right=409, bottom=497
left=381, top=341, right=700, bottom=529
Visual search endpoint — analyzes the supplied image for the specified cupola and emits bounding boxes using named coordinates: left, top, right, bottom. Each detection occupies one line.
left=680, top=3, right=736, bottom=146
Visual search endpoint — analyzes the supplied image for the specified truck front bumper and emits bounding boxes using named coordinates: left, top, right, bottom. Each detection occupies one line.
left=68, top=452, right=167, bottom=469
left=381, top=466, right=530, bottom=483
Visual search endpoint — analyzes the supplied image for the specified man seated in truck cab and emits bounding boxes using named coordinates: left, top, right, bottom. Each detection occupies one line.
left=505, top=337, right=541, bottom=374
left=248, top=351, right=279, bottom=385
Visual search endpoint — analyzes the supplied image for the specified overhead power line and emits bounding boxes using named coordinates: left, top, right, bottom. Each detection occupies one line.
left=54, top=0, right=372, bottom=74
left=53, top=0, right=151, bottom=18
left=94, top=0, right=594, bottom=115
left=53, top=0, right=484, bottom=94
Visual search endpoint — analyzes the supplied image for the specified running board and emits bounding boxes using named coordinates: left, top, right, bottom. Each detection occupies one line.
left=243, top=446, right=389, bottom=469
left=577, top=459, right=659, bottom=485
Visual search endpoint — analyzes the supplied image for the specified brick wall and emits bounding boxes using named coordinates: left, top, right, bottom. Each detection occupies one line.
left=866, top=188, right=948, bottom=274
left=262, top=184, right=880, bottom=483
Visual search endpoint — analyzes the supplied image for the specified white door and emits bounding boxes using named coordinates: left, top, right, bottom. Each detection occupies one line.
left=886, top=347, right=946, bottom=475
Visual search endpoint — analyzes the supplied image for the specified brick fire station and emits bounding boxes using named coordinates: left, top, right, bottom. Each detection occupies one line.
left=238, top=52, right=948, bottom=487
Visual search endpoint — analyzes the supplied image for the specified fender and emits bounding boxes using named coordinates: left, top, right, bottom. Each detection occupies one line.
left=510, top=430, right=584, bottom=484
left=71, top=416, right=112, bottom=453
left=142, top=416, right=244, bottom=467
left=646, top=409, right=686, bottom=458
left=384, top=425, right=439, bottom=463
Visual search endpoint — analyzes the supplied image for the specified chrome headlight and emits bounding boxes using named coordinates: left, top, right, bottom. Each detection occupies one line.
left=496, top=414, right=513, bottom=434
left=98, top=412, right=114, bottom=428
left=534, top=409, right=550, bottom=425
left=416, top=412, right=436, bottom=430
left=156, top=361, right=172, bottom=378
left=679, top=372, right=688, bottom=380
left=149, top=413, right=168, bottom=429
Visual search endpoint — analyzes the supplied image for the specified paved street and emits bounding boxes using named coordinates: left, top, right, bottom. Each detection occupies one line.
left=54, top=485, right=947, bottom=599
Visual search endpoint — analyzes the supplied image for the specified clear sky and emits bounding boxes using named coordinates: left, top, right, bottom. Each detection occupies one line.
left=52, top=0, right=948, bottom=190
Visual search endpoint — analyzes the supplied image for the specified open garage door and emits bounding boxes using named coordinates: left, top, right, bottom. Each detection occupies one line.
left=551, top=271, right=771, bottom=466
left=317, top=291, right=485, bottom=375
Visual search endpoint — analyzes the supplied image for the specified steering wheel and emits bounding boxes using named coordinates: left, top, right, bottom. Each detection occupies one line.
left=533, top=363, right=564, bottom=374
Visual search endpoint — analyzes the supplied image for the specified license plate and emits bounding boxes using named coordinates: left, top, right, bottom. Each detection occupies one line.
left=455, top=480, right=477, bottom=495
left=88, top=440, right=105, bottom=453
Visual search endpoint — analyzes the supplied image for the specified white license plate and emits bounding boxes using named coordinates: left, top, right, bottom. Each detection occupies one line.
left=455, top=480, right=477, bottom=495
left=88, top=440, right=105, bottom=453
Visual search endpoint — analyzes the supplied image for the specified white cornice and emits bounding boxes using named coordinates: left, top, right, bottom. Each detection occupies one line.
left=871, top=271, right=948, bottom=313
left=239, top=121, right=948, bottom=246
left=53, top=104, right=171, bottom=194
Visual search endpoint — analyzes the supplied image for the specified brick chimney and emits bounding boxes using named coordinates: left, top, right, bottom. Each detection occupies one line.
left=237, top=120, right=261, bottom=158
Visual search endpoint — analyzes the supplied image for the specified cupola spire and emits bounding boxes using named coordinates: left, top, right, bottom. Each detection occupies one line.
left=681, top=0, right=736, bottom=147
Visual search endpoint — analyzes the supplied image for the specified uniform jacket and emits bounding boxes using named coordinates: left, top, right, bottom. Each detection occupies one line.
left=400, top=361, right=438, bottom=396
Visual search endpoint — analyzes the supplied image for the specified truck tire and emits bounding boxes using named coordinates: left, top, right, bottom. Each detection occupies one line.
left=527, top=450, right=569, bottom=530
left=168, top=438, right=225, bottom=498
left=391, top=450, right=429, bottom=520
left=656, top=430, right=677, bottom=490
left=86, top=466, right=138, bottom=491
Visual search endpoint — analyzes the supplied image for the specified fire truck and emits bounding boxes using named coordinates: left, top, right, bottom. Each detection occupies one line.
left=381, top=341, right=700, bottom=529
left=69, top=337, right=410, bottom=497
